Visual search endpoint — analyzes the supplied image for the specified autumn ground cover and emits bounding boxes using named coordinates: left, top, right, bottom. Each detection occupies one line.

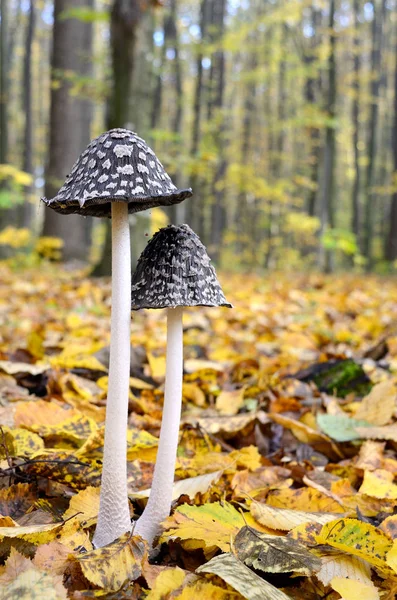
left=1, top=265, right=397, bottom=598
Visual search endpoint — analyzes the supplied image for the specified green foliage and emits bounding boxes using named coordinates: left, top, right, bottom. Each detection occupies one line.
left=322, top=228, right=358, bottom=256
left=59, top=7, right=109, bottom=23
left=0, top=165, right=33, bottom=209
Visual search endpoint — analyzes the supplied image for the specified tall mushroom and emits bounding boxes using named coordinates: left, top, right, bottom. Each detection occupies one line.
left=42, top=129, right=192, bottom=548
left=130, top=224, right=231, bottom=546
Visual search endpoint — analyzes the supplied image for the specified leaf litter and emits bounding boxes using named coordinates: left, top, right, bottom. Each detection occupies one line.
left=1, top=266, right=397, bottom=596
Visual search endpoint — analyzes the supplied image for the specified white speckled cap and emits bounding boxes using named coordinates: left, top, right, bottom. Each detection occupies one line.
left=42, top=128, right=193, bottom=217
left=131, top=224, right=232, bottom=309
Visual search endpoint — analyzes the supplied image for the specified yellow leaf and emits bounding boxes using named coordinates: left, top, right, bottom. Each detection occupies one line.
left=0, top=483, right=37, bottom=519
left=63, top=486, right=100, bottom=527
left=174, top=580, right=243, bottom=599
left=229, top=446, right=262, bottom=471
left=251, top=501, right=339, bottom=532
left=160, top=501, right=249, bottom=552
left=15, top=400, right=79, bottom=428
left=146, top=566, right=186, bottom=599
left=354, top=380, right=396, bottom=426
left=0, top=427, right=44, bottom=458
left=182, top=383, right=206, bottom=407
left=49, top=353, right=107, bottom=372
left=77, top=533, right=148, bottom=592
left=216, top=388, right=245, bottom=416
left=127, top=427, right=159, bottom=461
left=386, top=538, right=397, bottom=573
left=330, top=576, right=380, bottom=600
left=147, top=352, right=166, bottom=381
left=29, top=414, right=97, bottom=446
left=267, top=487, right=344, bottom=514
left=317, top=518, right=392, bottom=571
left=0, top=522, right=65, bottom=545
left=26, top=331, right=45, bottom=360
left=359, top=469, right=397, bottom=500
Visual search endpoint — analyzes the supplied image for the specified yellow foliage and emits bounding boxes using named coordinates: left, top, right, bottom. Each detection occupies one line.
left=0, top=226, right=32, bottom=248
left=317, top=518, right=393, bottom=572
left=77, top=533, right=148, bottom=592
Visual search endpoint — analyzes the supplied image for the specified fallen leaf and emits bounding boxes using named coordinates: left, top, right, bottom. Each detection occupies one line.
left=317, top=518, right=392, bottom=571
left=77, top=533, right=148, bottom=592
left=250, top=500, right=339, bottom=531
left=63, top=486, right=100, bottom=526
left=216, top=388, right=245, bottom=416
left=0, top=483, right=37, bottom=519
left=316, top=553, right=372, bottom=586
left=145, top=566, right=186, bottom=599
left=160, top=501, right=250, bottom=552
left=197, top=553, right=292, bottom=600
left=131, top=470, right=223, bottom=502
left=0, top=360, right=50, bottom=376
left=234, top=526, right=321, bottom=574
left=174, top=579, right=243, bottom=599
left=317, top=414, right=371, bottom=442
left=354, top=423, right=397, bottom=442
left=33, top=541, right=71, bottom=575
left=0, top=521, right=65, bottom=545
left=0, top=547, right=67, bottom=599
left=354, top=380, right=396, bottom=426
left=330, top=576, right=380, bottom=600
left=359, top=469, right=397, bottom=499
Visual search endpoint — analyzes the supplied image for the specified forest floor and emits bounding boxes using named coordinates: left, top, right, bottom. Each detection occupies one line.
left=1, top=265, right=397, bottom=598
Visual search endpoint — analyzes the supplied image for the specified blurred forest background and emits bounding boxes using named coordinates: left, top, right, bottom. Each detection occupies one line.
left=1, top=0, right=397, bottom=274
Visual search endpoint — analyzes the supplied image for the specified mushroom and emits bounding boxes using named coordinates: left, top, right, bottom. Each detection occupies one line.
left=42, top=129, right=192, bottom=548
left=130, top=224, right=231, bottom=546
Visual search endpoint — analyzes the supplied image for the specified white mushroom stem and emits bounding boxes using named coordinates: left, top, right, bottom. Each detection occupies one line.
left=93, top=202, right=131, bottom=548
left=134, top=306, right=183, bottom=546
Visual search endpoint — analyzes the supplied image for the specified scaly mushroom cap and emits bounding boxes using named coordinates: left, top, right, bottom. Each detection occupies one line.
left=131, top=224, right=232, bottom=309
left=42, top=129, right=193, bottom=217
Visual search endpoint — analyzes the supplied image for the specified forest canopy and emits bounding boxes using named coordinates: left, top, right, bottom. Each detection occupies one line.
left=1, top=0, right=397, bottom=272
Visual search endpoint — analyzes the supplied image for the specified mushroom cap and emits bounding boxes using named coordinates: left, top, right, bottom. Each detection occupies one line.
left=42, top=129, right=193, bottom=217
left=131, top=224, right=232, bottom=309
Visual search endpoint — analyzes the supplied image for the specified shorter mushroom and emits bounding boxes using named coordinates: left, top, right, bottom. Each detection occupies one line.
left=131, top=224, right=231, bottom=546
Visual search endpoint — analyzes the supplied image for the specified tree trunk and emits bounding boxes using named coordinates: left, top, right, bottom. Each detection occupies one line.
left=386, top=27, right=397, bottom=261
left=305, top=7, right=322, bottom=217
left=21, top=0, right=35, bottom=228
left=187, top=0, right=208, bottom=237
left=0, top=0, right=9, bottom=165
left=93, top=0, right=153, bottom=277
left=362, top=0, right=386, bottom=266
left=209, top=0, right=227, bottom=263
left=351, top=0, right=361, bottom=243
left=42, top=0, right=94, bottom=262
left=318, top=0, right=337, bottom=272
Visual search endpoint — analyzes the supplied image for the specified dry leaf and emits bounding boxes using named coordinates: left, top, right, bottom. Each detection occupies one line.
left=197, top=553, right=292, bottom=600
left=354, top=380, right=396, bottom=426
left=317, top=518, right=392, bottom=571
left=216, top=388, right=245, bottom=416
left=235, top=526, right=321, bottom=574
left=330, top=576, right=380, bottom=600
left=160, top=502, right=249, bottom=552
left=250, top=500, right=339, bottom=531
left=77, top=533, right=148, bottom=592
left=359, top=469, right=397, bottom=500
